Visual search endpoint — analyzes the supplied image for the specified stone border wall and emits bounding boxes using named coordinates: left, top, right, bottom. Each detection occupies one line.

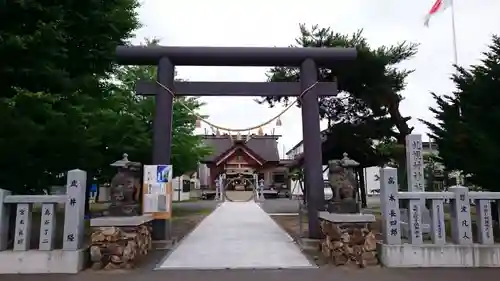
left=318, top=213, right=378, bottom=268
left=90, top=224, right=152, bottom=270
left=0, top=169, right=88, bottom=274
left=377, top=133, right=500, bottom=267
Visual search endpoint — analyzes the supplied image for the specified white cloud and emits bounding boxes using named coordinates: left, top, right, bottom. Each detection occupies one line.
left=134, top=0, right=500, bottom=156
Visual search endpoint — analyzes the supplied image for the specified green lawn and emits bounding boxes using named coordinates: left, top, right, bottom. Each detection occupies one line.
left=171, top=205, right=212, bottom=220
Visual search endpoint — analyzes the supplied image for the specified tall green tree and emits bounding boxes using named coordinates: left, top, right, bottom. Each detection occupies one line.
left=264, top=24, right=417, bottom=190
left=0, top=0, right=139, bottom=98
left=423, top=35, right=500, bottom=193
left=111, top=58, right=211, bottom=178
left=0, top=0, right=140, bottom=193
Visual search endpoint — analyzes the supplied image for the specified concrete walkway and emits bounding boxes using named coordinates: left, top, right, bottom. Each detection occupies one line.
left=157, top=201, right=314, bottom=270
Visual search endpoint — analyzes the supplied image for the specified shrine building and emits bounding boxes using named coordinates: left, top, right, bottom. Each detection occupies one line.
left=197, top=134, right=287, bottom=190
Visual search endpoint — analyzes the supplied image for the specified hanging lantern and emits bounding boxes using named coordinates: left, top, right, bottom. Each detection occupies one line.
left=257, top=127, right=263, bottom=136
left=275, top=116, right=282, bottom=127
left=195, top=118, right=202, bottom=128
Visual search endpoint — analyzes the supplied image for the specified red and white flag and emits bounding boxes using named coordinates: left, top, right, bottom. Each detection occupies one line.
left=424, top=0, right=452, bottom=27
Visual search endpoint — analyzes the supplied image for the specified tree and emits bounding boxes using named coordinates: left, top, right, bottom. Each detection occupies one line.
left=0, top=35, right=211, bottom=194
left=0, top=2, right=209, bottom=193
left=264, top=24, right=418, bottom=190
left=111, top=58, right=212, bottom=178
left=0, top=0, right=139, bottom=98
left=423, top=35, right=500, bottom=193
left=0, top=0, right=140, bottom=194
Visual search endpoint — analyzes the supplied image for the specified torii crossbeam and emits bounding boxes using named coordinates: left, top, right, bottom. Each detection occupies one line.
left=115, top=45, right=357, bottom=240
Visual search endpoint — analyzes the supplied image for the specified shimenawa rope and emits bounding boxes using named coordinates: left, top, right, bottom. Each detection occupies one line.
left=155, top=80, right=319, bottom=132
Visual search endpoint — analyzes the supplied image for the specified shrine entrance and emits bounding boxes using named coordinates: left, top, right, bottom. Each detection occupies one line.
left=115, top=45, right=357, bottom=240
left=223, top=175, right=256, bottom=202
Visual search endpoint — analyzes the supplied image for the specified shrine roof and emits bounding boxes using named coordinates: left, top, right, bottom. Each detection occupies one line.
left=200, top=134, right=280, bottom=163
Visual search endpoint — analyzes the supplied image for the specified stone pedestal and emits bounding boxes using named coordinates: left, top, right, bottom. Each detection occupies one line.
left=89, top=215, right=153, bottom=270
left=318, top=212, right=378, bottom=268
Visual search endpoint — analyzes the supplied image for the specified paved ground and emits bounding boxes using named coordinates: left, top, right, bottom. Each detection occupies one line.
left=5, top=266, right=500, bottom=281
left=158, top=201, right=313, bottom=269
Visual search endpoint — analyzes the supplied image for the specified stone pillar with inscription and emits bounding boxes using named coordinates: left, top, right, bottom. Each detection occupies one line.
left=379, top=168, right=401, bottom=245
left=39, top=203, right=57, bottom=250
left=13, top=203, right=32, bottom=251
left=405, top=134, right=425, bottom=193
left=403, top=134, right=430, bottom=235
left=63, top=169, right=87, bottom=251
left=404, top=135, right=426, bottom=243
left=449, top=186, right=473, bottom=245
left=475, top=198, right=494, bottom=244
left=430, top=198, right=446, bottom=245
left=407, top=198, right=423, bottom=245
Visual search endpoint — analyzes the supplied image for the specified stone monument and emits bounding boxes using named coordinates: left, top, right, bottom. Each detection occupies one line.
left=107, top=153, right=142, bottom=216
left=401, top=134, right=431, bottom=236
left=326, top=153, right=360, bottom=213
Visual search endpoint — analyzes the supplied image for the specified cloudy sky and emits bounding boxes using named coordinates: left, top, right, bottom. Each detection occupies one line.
left=134, top=0, right=500, bottom=157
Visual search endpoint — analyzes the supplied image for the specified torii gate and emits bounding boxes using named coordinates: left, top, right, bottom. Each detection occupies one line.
left=115, top=46, right=357, bottom=239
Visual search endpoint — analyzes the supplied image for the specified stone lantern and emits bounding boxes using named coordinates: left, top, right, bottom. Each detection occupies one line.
left=110, top=153, right=130, bottom=168
left=108, top=153, right=142, bottom=216
left=340, top=152, right=360, bottom=169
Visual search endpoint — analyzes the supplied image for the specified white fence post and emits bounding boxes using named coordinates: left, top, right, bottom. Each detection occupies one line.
left=0, top=189, right=10, bottom=251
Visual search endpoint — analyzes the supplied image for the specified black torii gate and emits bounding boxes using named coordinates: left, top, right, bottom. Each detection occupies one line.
left=115, top=46, right=357, bottom=239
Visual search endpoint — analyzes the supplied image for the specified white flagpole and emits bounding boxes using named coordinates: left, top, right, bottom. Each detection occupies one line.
left=451, top=0, right=463, bottom=185
left=450, top=0, right=459, bottom=65
left=449, top=0, right=463, bottom=117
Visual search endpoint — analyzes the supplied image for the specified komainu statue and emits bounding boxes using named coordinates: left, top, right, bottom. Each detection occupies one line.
left=327, top=153, right=360, bottom=213
left=107, top=154, right=142, bottom=217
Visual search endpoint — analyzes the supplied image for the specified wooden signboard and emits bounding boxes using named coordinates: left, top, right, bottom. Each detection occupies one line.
left=142, top=165, right=173, bottom=219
